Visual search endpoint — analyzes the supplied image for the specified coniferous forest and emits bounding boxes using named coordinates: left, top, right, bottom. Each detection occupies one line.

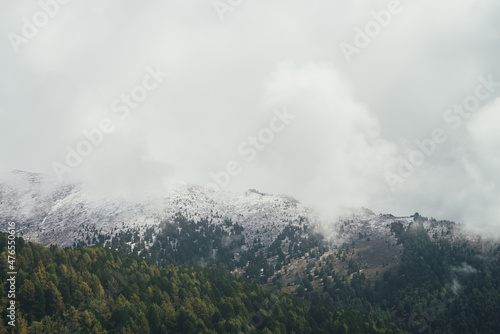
left=1, top=215, right=500, bottom=333
left=0, top=232, right=400, bottom=333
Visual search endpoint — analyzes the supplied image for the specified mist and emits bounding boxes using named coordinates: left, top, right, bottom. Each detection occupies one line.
left=1, top=0, right=500, bottom=237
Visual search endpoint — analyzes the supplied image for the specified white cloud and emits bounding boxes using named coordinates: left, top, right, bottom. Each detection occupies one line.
left=255, top=61, right=398, bottom=217
left=1, top=0, right=500, bottom=237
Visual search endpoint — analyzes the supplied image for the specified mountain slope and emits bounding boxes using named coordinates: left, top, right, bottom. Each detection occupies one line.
left=2, top=170, right=500, bottom=333
left=0, top=232, right=402, bottom=333
left=0, top=170, right=316, bottom=248
left=0, top=170, right=491, bottom=271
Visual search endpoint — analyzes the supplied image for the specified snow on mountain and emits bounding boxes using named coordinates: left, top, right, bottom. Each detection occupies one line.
left=0, top=170, right=484, bottom=251
left=0, top=170, right=317, bottom=247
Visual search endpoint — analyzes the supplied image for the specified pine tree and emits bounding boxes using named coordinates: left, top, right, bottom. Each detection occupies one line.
left=18, top=279, right=37, bottom=314
left=46, top=281, right=65, bottom=316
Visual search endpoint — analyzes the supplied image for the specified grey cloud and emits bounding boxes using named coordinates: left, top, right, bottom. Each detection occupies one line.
left=1, top=0, right=499, bottom=237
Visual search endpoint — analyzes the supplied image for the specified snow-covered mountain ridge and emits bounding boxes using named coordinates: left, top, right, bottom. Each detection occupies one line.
left=0, top=170, right=319, bottom=247
left=0, top=170, right=486, bottom=251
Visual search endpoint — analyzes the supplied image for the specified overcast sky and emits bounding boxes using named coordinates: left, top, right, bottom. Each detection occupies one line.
left=1, top=0, right=499, bottom=236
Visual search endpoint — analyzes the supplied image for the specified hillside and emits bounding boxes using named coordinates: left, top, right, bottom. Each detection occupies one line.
left=1, top=170, right=500, bottom=333
left=0, top=233, right=401, bottom=333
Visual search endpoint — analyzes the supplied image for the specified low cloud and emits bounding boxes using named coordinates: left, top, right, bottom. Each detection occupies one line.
left=50, top=132, right=174, bottom=199
left=1, top=0, right=499, bottom=238
left=451, top=262, right=478, bottom=275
